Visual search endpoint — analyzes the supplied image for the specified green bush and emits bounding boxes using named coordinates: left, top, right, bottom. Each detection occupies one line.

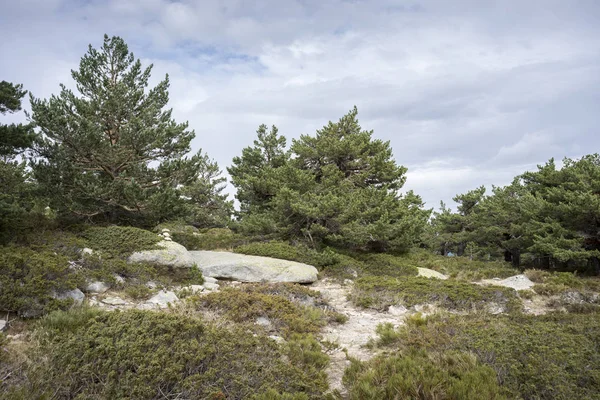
left=367, top=312, right=600, bottom=399
left=349, top=275, right=520, bottom=312
left=194, top=283, right=346, bottom=337
left=3, top=309, right=331, bottom=399
left=124, top=284, right=154, bottom=300
left=234, top=241, right=339, bottom=268
left=37, top=306, right=104, bottom=333
left=156, top=222, right=245, bottom=250
left=0, top=246, right=83, bottom=316
left=82, top=225, right=160, bottom=257
left=403, top=250, right=518, bottom=280
left=354, top=253, right=418, bottom=277
left=0, top=226, right=203, bottom=319
left=344, top=349, right=507, bottom=400
left=527, top=270, right=600, bottom=296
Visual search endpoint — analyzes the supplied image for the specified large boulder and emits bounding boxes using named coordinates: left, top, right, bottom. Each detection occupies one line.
left=128, top=240, right=195, bottom=268
left=189, top=251, right=319, bottom=283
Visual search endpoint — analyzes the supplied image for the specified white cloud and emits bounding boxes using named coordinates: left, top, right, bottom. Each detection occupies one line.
left=1, top=0, right=598, bottom=209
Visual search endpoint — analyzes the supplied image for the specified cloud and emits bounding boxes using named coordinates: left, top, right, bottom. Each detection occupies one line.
left=1, top=0, right=599, bottom=209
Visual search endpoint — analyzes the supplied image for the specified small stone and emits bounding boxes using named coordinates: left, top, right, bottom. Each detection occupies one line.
left=163, top=237, right=173, bottom=241
left=85, top=281, right=110, bottom=294
left=189, top=285, right=205, bottom=293
left=561, top=291, right=585, bottom=305
left=53, top=289, right=85, bottom=305
left=102, top=296, right=128, bottom=306
left=486, top=302, right=505, bottom=314
left=203, top=276, right=218, bottom=284
left=343, top=279, right=354, bottom=286
left=202, top=282, right=219, bottom=291
left=0, top=320, right=6, bottom=332
left=113, top=274, right=125, bottom=284
left=162, top=232, right=171, bottom=238
left=146, top=290, right=179, bottom=308
left=81, top=248, right=94, bottom=256
left=256, top=317, right=272, bottom=328
left=269, top=335, right=285, bottom=343
left=413, top=304, right=430, bottom=313
left=161, top=228, right=171, bottom=233
left=146, top=281, right=157, bottom=289
left=388, top=305, right=408, bottom=316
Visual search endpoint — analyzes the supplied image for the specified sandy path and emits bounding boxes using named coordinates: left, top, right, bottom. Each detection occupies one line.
left=309, top=279, right=408, bottom=395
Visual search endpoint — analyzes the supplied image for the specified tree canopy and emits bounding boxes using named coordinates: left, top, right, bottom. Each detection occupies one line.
left=429, top=155, right=600, bottom=273
left=30, top=35, right=229, bottom=226
left=0, top=80, right=38, bottom=242
left=229, top=107, right=430, bottom=252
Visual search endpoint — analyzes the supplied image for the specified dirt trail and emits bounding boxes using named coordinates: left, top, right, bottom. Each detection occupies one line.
left=310, top=279, right=409, bottom=395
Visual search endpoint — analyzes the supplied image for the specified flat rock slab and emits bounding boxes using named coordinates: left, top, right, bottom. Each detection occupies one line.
left=417, top=267, right=448, bottom=280
left=101, top=296, right=129, bottom=306
left=479, top=274, right=535, bottom=291
left=128, top=241, right=195, bottom=268
left=189, top=251, right=319, bottom=283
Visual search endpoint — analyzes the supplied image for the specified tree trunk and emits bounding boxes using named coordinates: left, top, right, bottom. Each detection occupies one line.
left=511, top=248, right=521, bottom=268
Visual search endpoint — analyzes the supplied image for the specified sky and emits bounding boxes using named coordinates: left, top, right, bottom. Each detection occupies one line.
left=1, top=0, right=599, bottom=209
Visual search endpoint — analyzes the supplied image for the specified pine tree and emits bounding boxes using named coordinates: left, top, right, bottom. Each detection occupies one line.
left=522, top=155, right=600, bottom=272
left=430, top=155, right=600, bottom=273
left=0, top=81, right=35, bottom=157
left=181, top=154, right=233, bottom=228
left=228, top=124, right=288, bottom=214
left=231, top=107, right=430, bottom=251
left=0, top=81, right=37, bottom=241
left=30, top=35, right=227, bottom=226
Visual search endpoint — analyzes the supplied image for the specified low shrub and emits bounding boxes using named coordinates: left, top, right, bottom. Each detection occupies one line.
left=234, top=241, right=339, bottom=268
left=193, top=283, right=346, bottom=337
left=2, top=309, right=331, bottom=399
left=344, top=349, right=507, bottom=400
left=124, top=284, right=154, bottom=300
left=403, top=250, right=518, bottom=281
left=157, top=222, right=245, bottom=250
left=366, top=312, right=600, bottom=399
left=0, top=226, right=202, bottom=319
left=37, top=306, right=104, bottom=333
left=528, top=270, right=600, bottom=296
left=524, top=269, right=550, bottom=283
left=82, top=225, right=160, bottom=257
left=0, top=246, right=83, bottom=316
left=349, top=275, right=520, bottom=312
left=354, top=253, right=418, bottom=277
left=518, top=289, right=535, bottom=300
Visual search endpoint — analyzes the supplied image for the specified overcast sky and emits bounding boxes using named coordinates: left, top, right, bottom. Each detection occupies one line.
left=2, top=0, right=599, bottom=209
